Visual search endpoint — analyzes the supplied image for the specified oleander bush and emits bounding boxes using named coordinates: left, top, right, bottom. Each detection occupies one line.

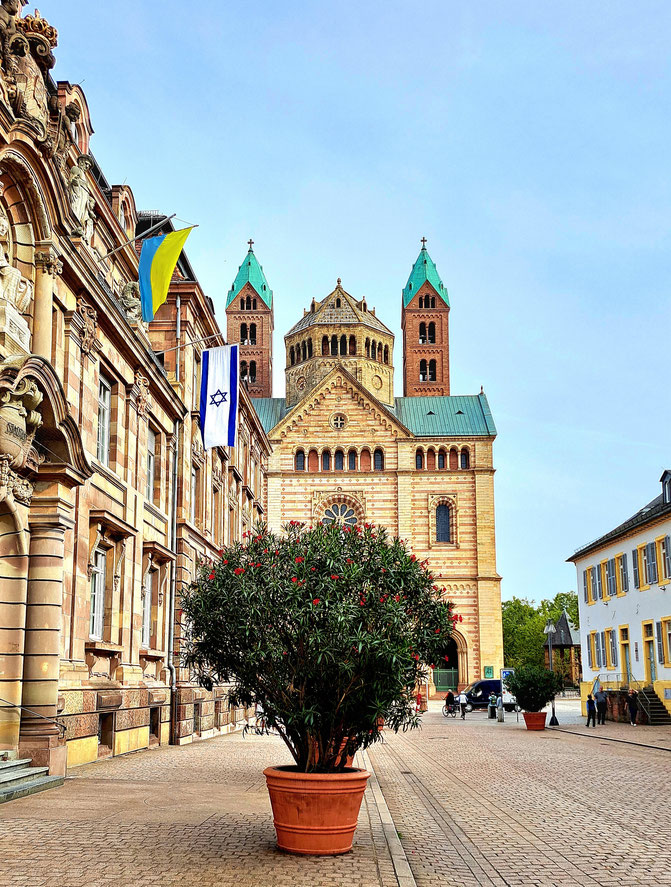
left=180, top=520, right=457, bottom=772
left=504, top=665, right=563, bottom=713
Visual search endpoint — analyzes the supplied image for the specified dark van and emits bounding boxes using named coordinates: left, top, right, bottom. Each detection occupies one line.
left=463, top=679, right=516, bottom=712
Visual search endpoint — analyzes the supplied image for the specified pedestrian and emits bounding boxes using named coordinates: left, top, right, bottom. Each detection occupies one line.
left=586, top=693, right=596, bottom=728
left=496, top=693, right=505, bottom=723
left=458, top=689, right=468, bottom=720
left=595, top=687, right=607, bottom=725
left=627, top=689, right=638, bottom=727
left=445, top=689, right=455, bottom=713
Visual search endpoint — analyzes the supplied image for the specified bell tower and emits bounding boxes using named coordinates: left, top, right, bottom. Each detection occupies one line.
left=225, top=240, right=274, bottom=398
left=401, top=239, right=450, bottom=396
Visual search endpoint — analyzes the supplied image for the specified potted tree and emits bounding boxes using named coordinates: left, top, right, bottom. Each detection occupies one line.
left=504, top=665, right=562, bottom=731
left=181, top=520, right=455, bottom=855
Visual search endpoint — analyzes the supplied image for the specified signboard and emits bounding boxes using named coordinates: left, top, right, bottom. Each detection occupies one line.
left=483, top=665, right=494, bottom=678
left=500, top=668, right=516, bottom=706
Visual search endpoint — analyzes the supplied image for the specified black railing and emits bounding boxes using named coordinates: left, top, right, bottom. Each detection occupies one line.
left=0, top=697, right=66, bottom=738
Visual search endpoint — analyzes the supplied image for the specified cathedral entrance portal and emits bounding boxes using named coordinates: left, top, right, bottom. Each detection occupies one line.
left=433, top=638, right=459, bottom=693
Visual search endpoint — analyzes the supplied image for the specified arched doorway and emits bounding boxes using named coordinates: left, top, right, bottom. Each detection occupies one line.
left=434, top=638, right=459, bottom=693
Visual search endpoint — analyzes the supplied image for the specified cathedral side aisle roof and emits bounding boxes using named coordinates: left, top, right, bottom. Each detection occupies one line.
left=226, top=246, right=273, bottom=309
left=402, top=245, right=449, bottom=308
left=251, top=391, right=496, bottom=437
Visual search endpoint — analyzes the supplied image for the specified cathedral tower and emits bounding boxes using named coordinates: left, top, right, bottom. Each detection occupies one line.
left=225, top=241, right=274, bottom=398
left=401, top=239, right=450, bottom=396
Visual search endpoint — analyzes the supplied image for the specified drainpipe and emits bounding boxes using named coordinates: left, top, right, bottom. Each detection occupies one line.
left=167, top=416, right=180, bottom=743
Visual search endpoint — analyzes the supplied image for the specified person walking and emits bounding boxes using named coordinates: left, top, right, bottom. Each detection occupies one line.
left=458, top=689, right=468, bottom=720
left=496, top=692, right=505, bottom=723
left=627, top=689, right=638, bottom=726
left=586, top=693, right=596, bottom=727
left=595, top=687, right=608, bottom=725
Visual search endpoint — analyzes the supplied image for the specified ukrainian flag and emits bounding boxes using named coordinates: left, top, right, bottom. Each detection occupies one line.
left=139, top=227, right=194, bottom=322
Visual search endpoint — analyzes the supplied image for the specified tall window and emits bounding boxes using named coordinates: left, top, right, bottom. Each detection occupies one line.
left=193, top=356, right=201, bottom=410
left=374, top=448, right=384, bottom=471
left=632, top=549, right=640, bottom=588
left=428, top=322, right=436, bottom=343
left=618, top=553, right=629, bottom=592
left=428, top=359, right=437, bottom=381
left=419, top=359, right=427, bottom=382
left=249, top=361, right=257, bottom=383
left=295, top=450, right=305, bottom=471
left=340, top=335, right=347, bottom=355
left=644, top=542, right=658, bottom=585
left=331, top=335, right=338, bottom=356
left=322, top=336, right=329, bottom=356
left=191, top=467, right=199, bottom=524
left=661, top=536, right=671, bottom=581
left=419, top=322, right=427, bottom=344
left=290, top=346, right=295, bottom=365
left=460, top=449, right=470, bottom=469
left=97, top=374, right=112, bottom=465
left=322, top=450, right=331, bottom=471
left=146, top=428, right=156, bottom=500
left=335, top=450, right=344, bottom=471
left=308, top=339, right=313, bottom=358
left=89, top=549, right=106, bottom=639
left=605, top=559, right=617, bottom=597
left=240, top=322, right=248, bottom=344
left=415, top=450, right=423, bottom=470
left=438, top=451, right=446, bottom=469
left=436, top=505, right=451, bottom=543
left=348, top=449, right=357, bottom=471
left=141, top=570, right=153, bottom=649
left=250, top=323, right=257, bottom=345
left=240, top=360, right=248, bottom=382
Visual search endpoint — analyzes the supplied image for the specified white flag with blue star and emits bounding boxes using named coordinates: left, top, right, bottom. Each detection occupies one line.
left=199, top=344, right=239, bottom=450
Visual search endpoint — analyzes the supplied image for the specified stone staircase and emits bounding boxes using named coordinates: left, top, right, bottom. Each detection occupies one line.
left=0, top=758, right=64, bottom=804
left=641, top=686, right=671, bottom=726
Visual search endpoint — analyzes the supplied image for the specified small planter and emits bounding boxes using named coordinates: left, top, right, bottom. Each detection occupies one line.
left=523, top=712, right=547, bottom=731
left=264, top=765, right=370, bottom=855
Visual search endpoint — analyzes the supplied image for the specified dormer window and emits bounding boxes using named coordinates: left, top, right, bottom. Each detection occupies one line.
left=335, top=298, right=341, bottom=308
left=663, top=471, right=671, bottom=504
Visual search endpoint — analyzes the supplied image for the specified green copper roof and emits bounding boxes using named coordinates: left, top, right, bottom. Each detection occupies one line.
left=402, top=246, right=449, bottom=308
left=393, top=394, right=495, bottom=436
left=251, top=398, right=287, bottom=434
left=226, top=247, right=273, bottom=309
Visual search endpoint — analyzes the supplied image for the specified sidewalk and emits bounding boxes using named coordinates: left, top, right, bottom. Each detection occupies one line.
left=0, top=731, right=406, bottom=887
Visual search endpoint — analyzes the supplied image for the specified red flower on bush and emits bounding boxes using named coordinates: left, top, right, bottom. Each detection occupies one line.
left=208, top=571, right=215, bottom=580
left=295, top=556, right=304, bottom=563
left=234, top=567, right=245, bottom=575
left=291, top=577, right=298, bottom=583
left=435, top=628, right=440, bottom=634
left=223, top=560, right=228, bottom=565
left=330, top=574, right=339, bottom=580
left=410, top=554, right=416, bottom=562
left=312, top=598, right=320, bottom=606
left=311, top=567, right=316, bottom=571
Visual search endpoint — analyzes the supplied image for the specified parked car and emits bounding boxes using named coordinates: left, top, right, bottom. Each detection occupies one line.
left=462, top=679, right=517, bottom=712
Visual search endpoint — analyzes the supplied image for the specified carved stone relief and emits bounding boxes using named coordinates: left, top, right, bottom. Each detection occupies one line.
left=134, top=372, right=151, bottom=418
left=120, top=281, right=144, bottom=327
left=77, top=296, right=98, bottom=356
left=67, top=154, right=95, bottom=241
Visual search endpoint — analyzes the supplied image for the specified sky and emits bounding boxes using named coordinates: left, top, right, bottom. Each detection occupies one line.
left=49, top=1, right=670, bottom=603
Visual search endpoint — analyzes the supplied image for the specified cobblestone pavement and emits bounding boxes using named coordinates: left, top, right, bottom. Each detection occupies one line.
left=369, top=703, right=671, bottom=887
left=0, top=732, right=399, bottom=887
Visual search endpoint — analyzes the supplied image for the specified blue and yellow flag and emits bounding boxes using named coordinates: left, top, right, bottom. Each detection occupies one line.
left=139, top=227, right=194, bottom=322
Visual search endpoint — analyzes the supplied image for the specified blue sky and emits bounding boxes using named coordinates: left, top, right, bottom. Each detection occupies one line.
left=52, top=1, right=670, bottom=602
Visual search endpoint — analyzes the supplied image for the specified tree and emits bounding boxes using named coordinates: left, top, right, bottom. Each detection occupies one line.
left=180, top=521, right=456, bottom=772
left=502, top=591, right=579, bottom=670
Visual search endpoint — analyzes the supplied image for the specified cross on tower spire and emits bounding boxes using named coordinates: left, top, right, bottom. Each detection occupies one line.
left=247, top=238, right=254, bottom=251
left=420, top=236, right=427, bottom=249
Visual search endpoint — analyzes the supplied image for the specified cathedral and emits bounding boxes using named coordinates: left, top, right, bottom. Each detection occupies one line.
left=226, top=241, right=503, bottom=690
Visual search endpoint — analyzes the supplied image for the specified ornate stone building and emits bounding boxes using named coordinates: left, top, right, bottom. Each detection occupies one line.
left=0, top=6, right=267, bottom=787
left=253, top=244, right=504, bottom=691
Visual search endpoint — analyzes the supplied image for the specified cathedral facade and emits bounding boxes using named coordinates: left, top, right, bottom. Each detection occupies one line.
left=232, top=243, right=504, bottom=690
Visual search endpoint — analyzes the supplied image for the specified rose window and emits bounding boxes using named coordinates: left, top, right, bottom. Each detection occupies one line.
left=322, top=503, right=358, bottom=527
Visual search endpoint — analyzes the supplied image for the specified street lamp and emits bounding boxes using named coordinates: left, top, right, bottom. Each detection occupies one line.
left=544, top=619, right=559, bottom=726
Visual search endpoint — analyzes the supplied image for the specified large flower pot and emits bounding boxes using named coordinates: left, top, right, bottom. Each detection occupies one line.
left=264, top=765, right=370, bottom=856
left=523, top=712, right=547, bottom=731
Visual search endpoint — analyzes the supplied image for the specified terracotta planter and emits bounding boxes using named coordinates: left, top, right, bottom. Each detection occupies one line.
left=523, top=711, right=547, bottom=731
left=264, top=765, right=370, bottom=855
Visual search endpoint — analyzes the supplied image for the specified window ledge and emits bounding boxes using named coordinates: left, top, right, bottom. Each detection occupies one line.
left=140, top=648, right=166, bottom=661
left=85, top=640, right=123, bottom=654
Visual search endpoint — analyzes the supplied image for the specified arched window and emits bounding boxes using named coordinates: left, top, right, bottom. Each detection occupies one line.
left=308, top=449, right=319, bottom=472
left=415, top=449, right=423, bottom=470
left=253, top=298, right=257, bottom=309
left=430, top=297, right=436, bottom=308
left=331, top=335, right=338, bottom=356
left=362, top=301, right=367, bottom=312
left=365, top=338, right=371, bottom=358
left=460, top=448, right=470, bottom=469
left=322, top=336, right=329, bottom=356
left=249, top=361, right=256, bottom=383
left=322, top=450, right=331, bottom=471
left=335, top=450, right=344, bottom=471
left=371, top=339, right=376, bottom=360
left=240, top=298, right=244, bottom=310
left=240, top=360, right=248, bottom=382
left=349, top=335, right=356, bottom=355
left=295, top=450, right=305, bottom=471
left=436, top=505, right=451, bottom=542
left=377, top=342, right=383, bottom=361
left=245, top=296, right=251, bottom=310
left=428, top=322, right=435, bottom=344
left=428, top=360, right=437, bottom=381
left=307, top=339, right=313, bottom=358
left=427, top=449, right=436, bottom=470
left=419, top=296, right=424, bottom=309
left=240, top=322, right=248, bottom=344
left=374, top=448, right=384, bottom=471
left=419, top=359, right=427, bottom=382
left=301, top=341, right=307, bottom=362
left=449, top=447, right=459, bottom=470
left=340, top=335, right=347, bottom=355
left=348, top=449, right=357, bottom=471
left=438, top=450, right=446, bottom=470
left=335, top=297, right=341, bottom=308
left=289, top=346, right=295, bottom=366
left=250, top=323, right=257, bottom=345
left=419, top=322, right=427, bottom=344
left=360, top=449, right=371, bottom=471
left=383, top=345, right=389, bottom=364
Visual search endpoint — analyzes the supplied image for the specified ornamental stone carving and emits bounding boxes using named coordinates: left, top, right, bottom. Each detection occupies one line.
left=77, top=296, right=98, bottom=356
left=0, top=199, right=32, bottom=312
left=0, top=373, right=42, bottom=469
left=34, top=245, right=62, bottom=278
left=134, top=372, right=151, bottom=418
left=120, top=281, right=143, bottom=325
left=67, top=154, right=95, bottom=240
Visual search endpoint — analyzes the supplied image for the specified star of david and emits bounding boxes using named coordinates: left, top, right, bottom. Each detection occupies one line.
left=209, top=389, right=228, bottom=407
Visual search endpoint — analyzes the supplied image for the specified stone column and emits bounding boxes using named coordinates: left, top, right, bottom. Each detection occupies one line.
left=20, top=487, right=74, bottom=776
left=32, top=245, right=62, bottom=361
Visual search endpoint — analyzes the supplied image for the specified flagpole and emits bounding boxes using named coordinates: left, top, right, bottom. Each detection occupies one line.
left=95, top=213, right=178, bottom=263
left=155, top=333, right=224, bottom=356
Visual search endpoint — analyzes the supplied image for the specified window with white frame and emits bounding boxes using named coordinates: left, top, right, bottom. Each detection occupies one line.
left=97, top=375, right=112, bottom=465
left=89, top=549, right=107, bottom=639
left=605, top=559, right=617, bottom=597
left=643, top=542, right=658, bottom=585
left=141, top=569, right=153, bottom=649
left=146, top=428, right=156, bottom=500
left=190, top=466, right=198, bottom=524
left=618, top=553, right=629, bottom=593
left=660, top=536, right=671, bottom=582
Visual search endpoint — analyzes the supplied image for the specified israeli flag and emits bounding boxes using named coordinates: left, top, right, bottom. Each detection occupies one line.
left=199, top=345, right=239, bottom=449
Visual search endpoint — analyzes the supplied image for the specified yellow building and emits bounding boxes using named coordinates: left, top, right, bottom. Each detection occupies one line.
left=251, top=245, right=503, bottom=689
